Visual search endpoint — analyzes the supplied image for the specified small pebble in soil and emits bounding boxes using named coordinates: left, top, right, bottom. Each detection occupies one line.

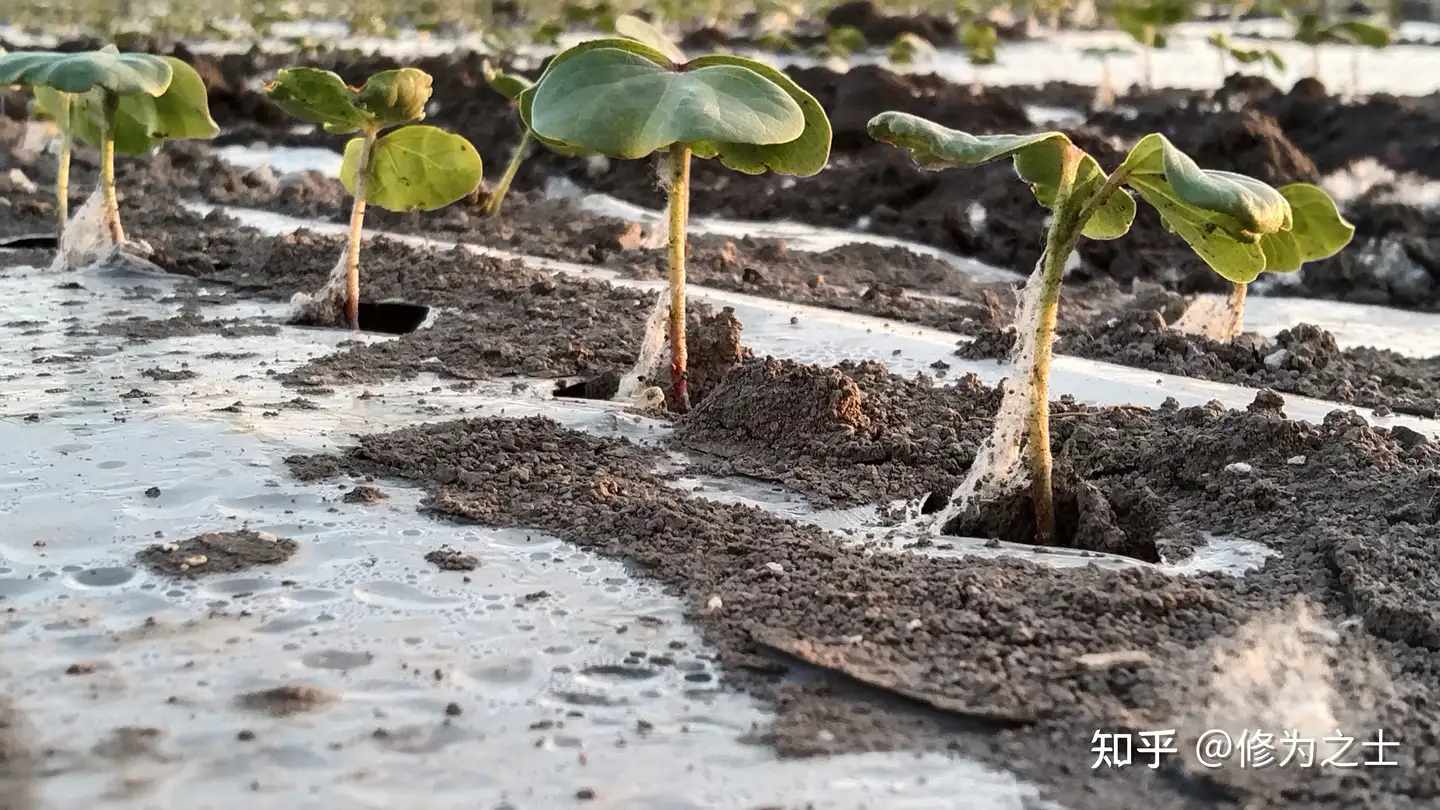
left=425, top=547, right=479, bottom=571
left=445, top=702, right=462, bottom=717
left=144, top=486, right=161, bottom=498
left=1224, top=462, right=1254, bottom=475
left=575, top=789, right=597, bottom=801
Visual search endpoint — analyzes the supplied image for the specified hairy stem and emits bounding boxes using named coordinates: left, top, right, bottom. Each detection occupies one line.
left=666, top=142, right=691, bottom=413
left=1027, top=144, right=1088, bottom=545
left=482, top=129, right=531, bottom=217
left=99, top=92, right=123, bottom=244
left=1225, top=280, right=1247, bottom=338
left=343, top=129, right=378, bottom=331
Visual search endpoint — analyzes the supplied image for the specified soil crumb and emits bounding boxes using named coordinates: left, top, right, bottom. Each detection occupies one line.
left=424, top=547, right=480, bottom=571
left=136, top=529, right=299, bottom=577
left=235, top=684, right=339, bottom=717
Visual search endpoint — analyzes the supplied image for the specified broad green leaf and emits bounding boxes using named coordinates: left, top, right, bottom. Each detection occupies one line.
left=481, top=59, right=532, bottom=100
left=0, top=48, right=171, bottom=96
left=867, top=112, right=1134, bottom=238
left=684, top=54, right=832, bottom=177
left=140, top=56, right=219, bottom=141
left=1258, top=183, right=1355, bottom=273
left=613, top=13, right=687, bottom=63
left=517, top=37, right=673, bottom=151
left=341, top=125, right=482, bottom=212
left=264, top=67, right=373, bottom=133
left=525, top=46, right=804, bottom=160
left=356, top=67, right=432, bottom=126
left=43, top=56, right=217, bottom=155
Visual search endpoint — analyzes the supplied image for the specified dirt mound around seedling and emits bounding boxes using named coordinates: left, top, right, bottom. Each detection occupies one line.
left=942, top=464, right=1165, bottom=562
left=137, top=529, right=299, bottom=577
left=676, top=357, right=999, bottom=507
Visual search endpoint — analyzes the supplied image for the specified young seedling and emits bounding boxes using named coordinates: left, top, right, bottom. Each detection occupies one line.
left=1079, top=45, right=1131, bottom=108
left=823, top=26, right=868, bottom=68
left=1290, top=12, right=1392, bottom=84
left=960, top=21, right=999, bottom=96
left=519, top=37, right=832, bottom=411
left=0, top=46, right=217, bottom=241
left=888, top=32, right=938, bottom=67
left=479, top=60, right=534, bottom=217
left=1205, top=32, right=1285, bottom=83
left=867, top=112, right=1353, bottom=542
left=1112, top=0, right=1192, bottom=90
left=264, top=66, right=482, bottom=330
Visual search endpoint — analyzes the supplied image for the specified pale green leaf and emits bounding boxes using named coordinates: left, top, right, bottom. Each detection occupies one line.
left=1258, top=183, right=1355, bottom=272
left=264, top=67, right=373, bottom=133
left=356, top=67, right=432, bottom=126
left=341, top=125, right=482, bottom=212
left=1128, top=173, right=1270, bottom=282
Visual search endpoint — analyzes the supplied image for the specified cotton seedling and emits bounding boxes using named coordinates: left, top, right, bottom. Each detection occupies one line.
left=1205, top=32, right=1285, bottom=83
left=519, top=37, right=832, bottom=412
left=1289, top=12, right=1392, bottom=85
left=887, top=32, right=938, bottom=67
left=264, top=66, right=482, bottom=330
left=0, top=46, right=217, bottom=241
left=1111, top=0, right=1192, bottom=89
left=867, top=112, right=1354, bottom=543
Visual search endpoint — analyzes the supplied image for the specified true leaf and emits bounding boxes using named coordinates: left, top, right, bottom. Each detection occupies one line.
left=0, top=48, right=172, bottom=97
left=524, top=45, right=805, bottom=160
left=865, top=111, right=1135, bottom=239
left=613, top=13, right=687, bottom=63
left=340, top=125, right=482, bottom=211
left=264, top=67, right=373, bottom=133
left=1258, top=183, right=1355, bottom=272
left=356, top=67, right=432, bottom=126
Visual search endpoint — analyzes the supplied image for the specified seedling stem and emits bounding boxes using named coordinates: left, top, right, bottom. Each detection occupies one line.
left=1225, top=280, right=1246, bottom=337
left=666, top=142, right=692, bottom=412
left=343, top=127, right=378, bottom=330
left=56, top=93, right=72, bottom=235
left=99, top=92, right=124, bottom=243
left=483, top=129, right=532, bottom=217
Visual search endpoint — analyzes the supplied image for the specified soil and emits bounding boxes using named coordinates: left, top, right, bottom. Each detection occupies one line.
left=286, top=360, right=1440, bottom=810
left=136, top=529, right=300, bottom=578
